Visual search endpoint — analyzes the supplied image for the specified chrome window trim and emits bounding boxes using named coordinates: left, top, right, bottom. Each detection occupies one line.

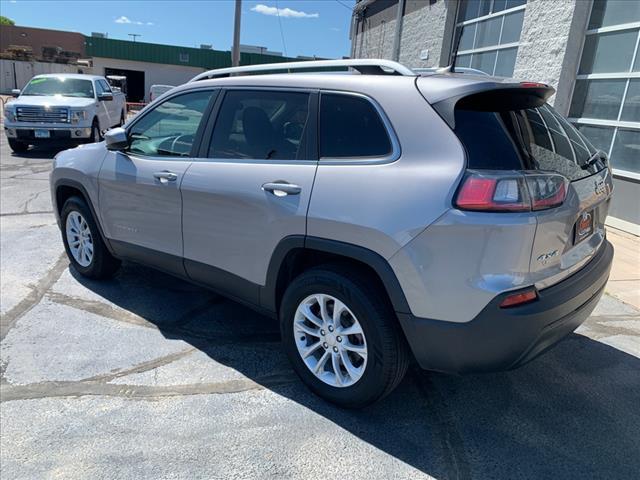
left=318, top=90, right=401, bottom=166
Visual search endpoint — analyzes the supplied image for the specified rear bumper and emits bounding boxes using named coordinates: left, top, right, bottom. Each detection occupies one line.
left=398, top=239, right=614, bottom=374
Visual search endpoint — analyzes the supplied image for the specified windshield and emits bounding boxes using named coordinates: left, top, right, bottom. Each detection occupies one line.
left=21, top=77, right=95, bottom=99
left=455, top=102, right=607, bottom=181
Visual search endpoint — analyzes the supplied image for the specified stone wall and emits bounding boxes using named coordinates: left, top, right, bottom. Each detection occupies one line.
left=351, top=0, right=591, bottom=108
left=352, top=0, right=457, bottom=68
left=513, top=0, right=590, bottom=112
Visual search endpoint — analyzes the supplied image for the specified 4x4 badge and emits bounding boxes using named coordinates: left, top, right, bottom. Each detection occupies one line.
left=537, top=249, right=559, bottom=265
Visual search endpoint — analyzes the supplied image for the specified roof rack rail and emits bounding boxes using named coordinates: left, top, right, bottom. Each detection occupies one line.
left=189, top=59, right=415, bottom=82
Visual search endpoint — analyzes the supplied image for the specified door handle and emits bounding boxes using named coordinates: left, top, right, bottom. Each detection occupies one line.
left=262, top=182, right=302, bottom=196
left=153, top=171, right=178, bottom=184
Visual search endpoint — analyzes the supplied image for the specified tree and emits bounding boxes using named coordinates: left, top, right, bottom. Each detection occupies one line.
left=0, top=16, right=15, bottom=26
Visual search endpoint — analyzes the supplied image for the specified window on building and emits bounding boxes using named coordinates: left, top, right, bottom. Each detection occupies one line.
left=454, top=0, right=526, bottom=77
left=568, top=0, right=640, bottom=177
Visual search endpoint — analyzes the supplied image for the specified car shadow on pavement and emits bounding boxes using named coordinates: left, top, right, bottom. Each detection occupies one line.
left=70, top=262, right=640, bottom=479
left=10, top=146, right=68, bottom=159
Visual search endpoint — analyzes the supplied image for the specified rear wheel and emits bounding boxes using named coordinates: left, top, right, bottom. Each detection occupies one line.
left=60, top=196, right=120, bottom=279
left=8, top=139, right=28, bottom=153
left=280, top=266, right=409, bottom=408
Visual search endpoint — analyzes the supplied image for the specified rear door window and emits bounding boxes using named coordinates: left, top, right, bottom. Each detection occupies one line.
left=454, top=102, right=607, bottom=181
left=208, top=90, right=311, bottom=161
left=320, top=93, right=392, bottom=158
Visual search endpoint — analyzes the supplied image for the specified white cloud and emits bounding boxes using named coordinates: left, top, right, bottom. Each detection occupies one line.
left=251, top=4, right=319, bottom=18
left=115, top=16, right=152, bottom=26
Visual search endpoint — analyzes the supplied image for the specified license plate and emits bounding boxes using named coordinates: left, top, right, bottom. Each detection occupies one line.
left=34, top=129, right=50, bottom=138
left=574, top=210, right=594, bottom=244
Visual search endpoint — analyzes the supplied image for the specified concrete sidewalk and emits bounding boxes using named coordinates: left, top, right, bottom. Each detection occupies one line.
left=606, top=227, right=640, bottom=310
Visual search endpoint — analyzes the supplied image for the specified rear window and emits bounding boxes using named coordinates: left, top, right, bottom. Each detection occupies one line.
left=454, top=103, right=607, bottom=181
left=320, top=93, right=392, bottom=158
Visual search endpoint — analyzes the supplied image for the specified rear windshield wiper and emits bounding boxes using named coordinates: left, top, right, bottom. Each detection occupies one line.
left=582, top=150, right=606, bottom=170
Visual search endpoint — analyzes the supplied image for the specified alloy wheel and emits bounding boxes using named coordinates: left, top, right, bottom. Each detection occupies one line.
left=65, top=211, right=94, bottom=267
left=293, top=294, right=368, bottom=388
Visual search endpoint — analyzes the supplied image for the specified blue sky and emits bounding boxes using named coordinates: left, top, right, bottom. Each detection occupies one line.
left=0, top=0, right=356, bottom=58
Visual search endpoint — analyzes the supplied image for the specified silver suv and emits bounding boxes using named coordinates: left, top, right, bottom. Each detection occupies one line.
left=50, top=60, right=614, bottom=408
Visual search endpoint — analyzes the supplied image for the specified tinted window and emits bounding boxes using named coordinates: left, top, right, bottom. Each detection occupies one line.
left=209, top=90, right=310, bottom=160
left=129, top=90, right=214, bottom=157
left=320, top=94, right=392, bottom=158
left=454, top=103, right=607, bottom=181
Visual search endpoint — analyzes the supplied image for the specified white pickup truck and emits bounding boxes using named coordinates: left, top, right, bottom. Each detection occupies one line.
left=3, top=73, right=126, bottom=152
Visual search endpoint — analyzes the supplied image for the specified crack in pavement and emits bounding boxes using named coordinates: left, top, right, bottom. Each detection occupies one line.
left=0, top=253, right=68, bottom=341
left=45, top=291, right=158, bottom=330
left=413, top=371, right=472, bottom=480
left=0, top=210, right=54, bottom=217
left=82, top=348, right=198, bottom=383
left=0, top=372, right=298, bottom=402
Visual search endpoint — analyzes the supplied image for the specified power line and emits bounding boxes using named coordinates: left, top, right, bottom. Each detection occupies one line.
left=275, top=0, right=288, bottom=57
left=334, top=0, right=354, bottom=11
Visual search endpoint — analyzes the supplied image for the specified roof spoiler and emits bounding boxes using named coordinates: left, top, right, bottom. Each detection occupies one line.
left=428, top=82, right=555, bottom=128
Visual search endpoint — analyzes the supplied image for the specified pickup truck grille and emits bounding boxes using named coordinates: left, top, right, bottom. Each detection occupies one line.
left=16, top=106, right=69, bottom=123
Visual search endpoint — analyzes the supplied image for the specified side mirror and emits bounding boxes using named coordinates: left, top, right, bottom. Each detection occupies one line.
left=105, top=127, right=128, bottom=151
left=11, top=89, right=20, bottom=97
left=98, top=92, right=113, bottom=102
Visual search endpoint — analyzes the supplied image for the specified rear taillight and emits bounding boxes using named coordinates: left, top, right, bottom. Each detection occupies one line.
left=525, top=174, right=567, bottom=210
left=455, top=171, right=567, bottom=212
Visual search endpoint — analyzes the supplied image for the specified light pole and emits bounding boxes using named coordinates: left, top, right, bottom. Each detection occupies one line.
left=231, top=0, right=242, bottom=67
left=128, top=33, right=141, bottom=42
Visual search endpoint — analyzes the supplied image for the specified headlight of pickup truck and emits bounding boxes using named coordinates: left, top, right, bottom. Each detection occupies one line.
left=4, top=107, right=15, bottom=122
left=70, top=110, right=88, bottom=124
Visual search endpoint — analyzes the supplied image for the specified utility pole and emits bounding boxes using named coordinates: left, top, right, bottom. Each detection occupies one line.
left=128, top=34, right=141, bottom=42
left=231, top=0, right=242, bottom=67
left=391, top=0, right=406, bottom=62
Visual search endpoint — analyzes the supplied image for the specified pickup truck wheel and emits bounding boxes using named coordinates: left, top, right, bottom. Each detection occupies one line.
left=61, top=196, right=120, bottom=279
left=90, top=120, right=102, bottom=143
left=8, top=139, right=28, bottom=153
left=280, top=266, right=409, bottom=408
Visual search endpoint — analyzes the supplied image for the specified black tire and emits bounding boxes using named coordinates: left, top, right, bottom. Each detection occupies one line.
left=8, top=138, right=28, bottom=153
left=60, top=196, right=121, bottom=279
left=90, top=119, right=102, bottom=143
left=280, top=265, right=410, bottom=408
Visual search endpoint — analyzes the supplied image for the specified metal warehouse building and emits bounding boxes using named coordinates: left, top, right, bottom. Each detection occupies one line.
left=84, top=37, right=292, bottom=103
left=351, top=0, right=639, bottom=233
left=1, top=25, right=300, bottom=103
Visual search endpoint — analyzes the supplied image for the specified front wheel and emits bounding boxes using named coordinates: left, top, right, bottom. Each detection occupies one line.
left=89, top=119, right=102, bottom=143
left=8, top=138, right=28, bottom=153
left=60, top=196, right=120, bottom=279
left=280, top=266, right=409, bottom=408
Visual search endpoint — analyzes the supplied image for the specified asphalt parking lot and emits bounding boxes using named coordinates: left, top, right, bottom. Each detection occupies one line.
left=1, top=135, right=639, bottom=480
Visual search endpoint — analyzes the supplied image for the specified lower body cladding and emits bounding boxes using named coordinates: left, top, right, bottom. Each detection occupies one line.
left=397, top=240, right=613, bottom=373
left=5, top=127, right=92, bottom=143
